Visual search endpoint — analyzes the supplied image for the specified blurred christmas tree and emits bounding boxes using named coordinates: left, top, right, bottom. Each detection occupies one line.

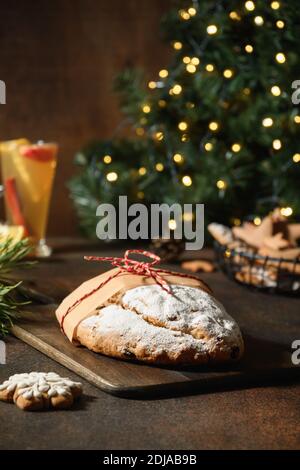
left=70, top=0, right=300, bottom=238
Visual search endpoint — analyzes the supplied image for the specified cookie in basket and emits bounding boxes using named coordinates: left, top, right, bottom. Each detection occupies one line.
left=258, top=247, right=300, bottom=274
left=208, top=223, right=233, bottom=245
left=56, top=251, right=244, bottom=366
left=235, top=265, right=277, bottom=288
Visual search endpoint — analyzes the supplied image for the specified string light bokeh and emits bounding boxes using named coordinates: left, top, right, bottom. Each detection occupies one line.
left=71, top=0, right=300, bottom=237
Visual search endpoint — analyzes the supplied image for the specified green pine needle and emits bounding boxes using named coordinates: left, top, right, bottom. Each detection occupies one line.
left=0, top=238, right=33, bottom=338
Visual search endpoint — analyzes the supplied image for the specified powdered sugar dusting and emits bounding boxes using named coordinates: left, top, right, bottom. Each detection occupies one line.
left=122, top=285, right=241, bottom=342
left=81, top=305, right=210, bottom=356
left=79, top=284, right=243, bottom=362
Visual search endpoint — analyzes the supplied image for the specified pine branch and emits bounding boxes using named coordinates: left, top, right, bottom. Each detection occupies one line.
left=0, top=238, right=33, bottom=338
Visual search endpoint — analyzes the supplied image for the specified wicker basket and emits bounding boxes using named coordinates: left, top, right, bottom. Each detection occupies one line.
left=214, top=240, right=300, bottom=296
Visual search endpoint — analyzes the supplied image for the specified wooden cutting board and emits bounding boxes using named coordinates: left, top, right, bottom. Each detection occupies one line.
left=11, top=303, right=300, bottom=398
left=11, top=250, right=300, bottom=398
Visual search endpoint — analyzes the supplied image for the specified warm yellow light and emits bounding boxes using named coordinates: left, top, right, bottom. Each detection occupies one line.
left=182, top=212, right=194, bottom=222
left=232, top=143, right=241, bottom=152
left=209, top=121, right=219, bottom=131
left=245, top=45, right=253, bottom=53
left=173, top=41, right=182, bottom=50
left=191, top=57, right=200, bottom=65
left=148, top=81, right=156, bottom=89
left=179, top=10, right=190, bottom=20
left=294, top=116, right=300, bottom=124
left=229, top=11, right=241, bottom=20
left=207, top=24, right=218, bottom=35
left=106, top=172, right=118, bottom=182
left=254, top=217, right=261, bottom=226
left=186, top=64, right=197, bottom=73
left=293, top=153, right=300, bottom=163
left=254, top=16, right=264, bottom=26
left=178, top=121, right=188, bottom=131
left=155, top=163, right=164, bottom=172
left=137, top=191, right=144, bottom=199
left=216, top=179, right=227, bottom=189
left=205, top=142, right=213, bottom=151
left=159, top=69, right=168, bottom=78
left=155, top=132, right=164, bottom=141
left=188, top=7, right=197, bottom=16
left=276, top=20, right=285, bottom=29
left=232, top=218, right=241, bottom=226
left=271, top=85, right=281, bottom=96
left=140, top=117, right=147, bottom=125
left=172, top=84, right=182, bottom=95
left=158, top=99, right=166, bottom=108
left=168, top=219, right=177, bottom=230
left=262, top=117, right=274, bottom=127
left=280, top=207, right=293, bottom=217
left=245, top=1, right=255, bottom=11
left=271, top=1, right=280, bottom=9
left=135, top=127, right=145, bottom=136
left=181, top=134, right=189, bottom=142
left=223, top=69, right=234, bottom=78
left=243, top=87, right=251, bottom=95
left=182, top=175, right=192, bottom=187
left=273, top=139, right=282, bottom=150
left=138, top=167, right=147, bottom=176
left=183, top=56, right=191, bottom=64
left=276, top=52, right=286, bottom=64
left=142, top=104, right=151, bottom=113
left=103, top=155, right=112, bottom=164
left=173, top=153, right=184, bottom=163
left=186, top=102, right=195, bottom=109
left=206, top=64, right=214, bottom=72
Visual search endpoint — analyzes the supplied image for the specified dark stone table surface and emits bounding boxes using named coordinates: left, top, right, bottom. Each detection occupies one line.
left=0, top=240, right=299, bottom=450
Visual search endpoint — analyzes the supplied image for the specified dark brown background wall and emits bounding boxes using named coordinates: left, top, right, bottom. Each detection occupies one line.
left=0, top=0, right=171, bottom=235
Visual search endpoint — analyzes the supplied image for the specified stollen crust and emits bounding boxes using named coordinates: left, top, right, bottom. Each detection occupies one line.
left=77, top=284, right=244, bottom=365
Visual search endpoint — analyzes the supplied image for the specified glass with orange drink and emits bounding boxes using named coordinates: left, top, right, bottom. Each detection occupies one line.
left=0, top=139, right=58, bottom=256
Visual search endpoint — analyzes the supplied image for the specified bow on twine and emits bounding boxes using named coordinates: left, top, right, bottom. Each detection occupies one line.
left=60, top=249, right=210, bottom=335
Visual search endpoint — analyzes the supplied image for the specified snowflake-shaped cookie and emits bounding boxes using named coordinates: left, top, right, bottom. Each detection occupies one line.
left=0, top=372, right=82, bottom=411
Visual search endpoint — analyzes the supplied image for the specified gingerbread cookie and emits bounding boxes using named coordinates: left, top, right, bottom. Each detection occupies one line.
left=233, top=217, right=273, bottom=249
left=258, top=246, right=300, bottom=260
left=232, top=209, right=298, bottom=250
left=181, top=259, right=215, bottom=273
left=208, top=223, right=233, bottom=245
left=0, top=372, right=82, bottom=411
left=288, top=224, right=300, bottom=245
left=235, top=265, right=277, bottom=288
left=262, top=233, right=291, bottom=251
left=77, top=284, right=244, bottom=366
left=257, top=247, right=300, bottom=274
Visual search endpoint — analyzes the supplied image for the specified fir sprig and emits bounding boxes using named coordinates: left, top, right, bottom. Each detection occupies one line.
left=0, top=238, right=33, bottom=338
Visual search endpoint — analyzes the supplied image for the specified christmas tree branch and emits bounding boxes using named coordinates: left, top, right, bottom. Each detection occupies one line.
left=0, top=238, right=33, bottom=338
